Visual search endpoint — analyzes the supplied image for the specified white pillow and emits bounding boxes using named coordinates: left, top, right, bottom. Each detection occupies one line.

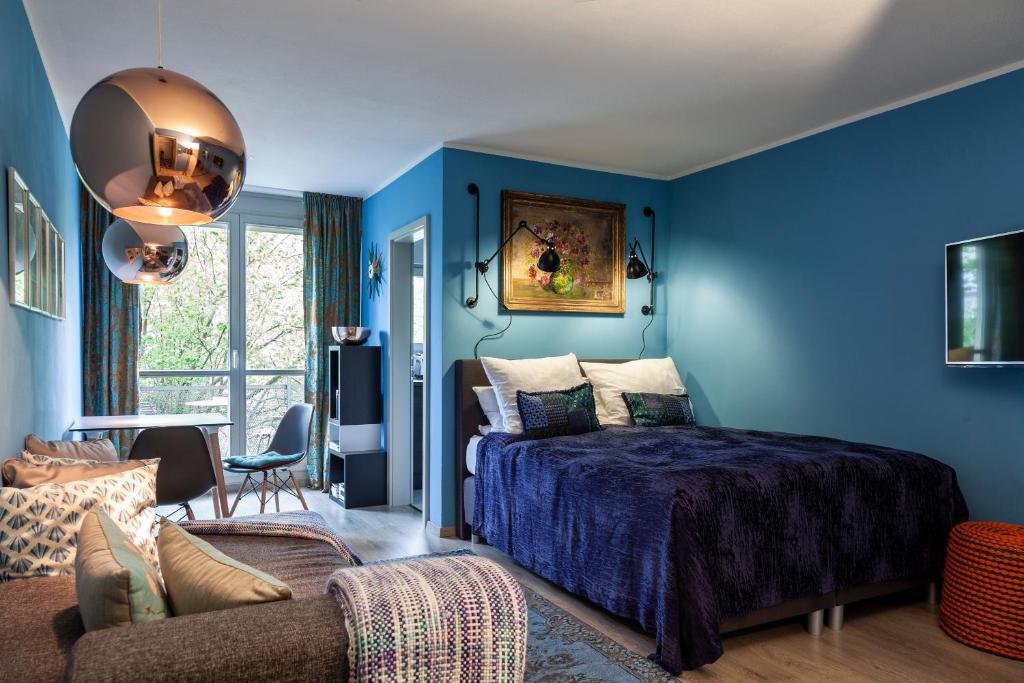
left=473, top=386, right=504, bottom=431
left=580, top=358, right=686, bottom=426
left=479, top=354, right=585, bottom=434
left=478, top=424, right=493, bottom=436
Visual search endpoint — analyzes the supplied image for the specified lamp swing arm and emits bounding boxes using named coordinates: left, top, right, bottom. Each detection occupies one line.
left=466, top=183, right=481, bottom=307
left=641, top=206, right=657, bottom=315
left=476, top=221, right=552, bottom=273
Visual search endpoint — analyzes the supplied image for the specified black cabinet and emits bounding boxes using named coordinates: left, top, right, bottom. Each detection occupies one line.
left=327, top=345, right=382, bottom=426
left=327, top=345, right=383, bottom=454
left=327, top=448, right=387, bottom=509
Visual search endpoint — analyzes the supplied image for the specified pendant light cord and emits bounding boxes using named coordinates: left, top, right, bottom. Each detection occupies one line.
left=156, top=0, right=164, bottom=68
left=473, top=271, right=513, bottom=359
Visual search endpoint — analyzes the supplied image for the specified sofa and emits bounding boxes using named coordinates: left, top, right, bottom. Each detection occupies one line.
left=4, top=513, right=391, bottom=682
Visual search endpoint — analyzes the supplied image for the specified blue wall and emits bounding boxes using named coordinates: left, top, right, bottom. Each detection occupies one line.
left=440, top=148, right=671, bottom=526
left=364, top=147, right=671, bottom=527
left=0, top=0, right=83, bottom=456
left=668, top=68, right=1024, bottom=524
left=361, top=149, right=444, bottom=521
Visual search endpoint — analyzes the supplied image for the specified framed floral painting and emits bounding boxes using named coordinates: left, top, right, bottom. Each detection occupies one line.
left=501, top=190, right=624, bottom=313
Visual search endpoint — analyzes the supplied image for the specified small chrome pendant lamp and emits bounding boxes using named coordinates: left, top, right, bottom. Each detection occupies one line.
left=102, top=219, right=189, bottom=285
left=70, top=0, right=245, bottom=226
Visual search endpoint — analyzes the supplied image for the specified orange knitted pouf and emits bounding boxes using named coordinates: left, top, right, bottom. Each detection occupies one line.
left=940, top=521, right=1024, bottom=660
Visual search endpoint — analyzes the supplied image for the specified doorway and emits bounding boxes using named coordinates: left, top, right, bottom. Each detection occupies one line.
left=387, top=217, right=429, bottom=520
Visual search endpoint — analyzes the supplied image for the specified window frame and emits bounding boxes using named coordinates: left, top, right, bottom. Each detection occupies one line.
left=139, top=194, right=305, bottom=459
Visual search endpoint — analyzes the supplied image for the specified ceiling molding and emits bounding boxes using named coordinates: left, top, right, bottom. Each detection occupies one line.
left=670, top=59, right=1024, bottom=180
left=364, top=144, right=443, bottom=199
left=442, top=143, right=673, bottom=181
left=243, top=185, right=304, bottom=198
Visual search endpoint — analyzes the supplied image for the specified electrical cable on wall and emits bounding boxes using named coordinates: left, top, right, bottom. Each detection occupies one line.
left=473, top=271, right=513, bottom=358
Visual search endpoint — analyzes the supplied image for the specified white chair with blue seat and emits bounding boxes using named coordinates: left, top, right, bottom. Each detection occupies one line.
left=224, top=403, right=314, bottom=514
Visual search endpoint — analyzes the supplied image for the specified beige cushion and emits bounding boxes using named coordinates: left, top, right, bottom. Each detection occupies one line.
left=0, top=461, right=160, bottom=581
left=2, top=457, right=144, bottom=487
left=75, top=510, right=169, bottom=631
left=479, top=353, right=585, bottom=434
left=580, top=358, right=686, bottom=426
left=24, top=434, right=118, bottom=462
left=158, top=520, right=292, bottom=616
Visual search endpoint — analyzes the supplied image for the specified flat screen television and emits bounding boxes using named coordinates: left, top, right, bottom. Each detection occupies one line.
left=946, top=229, right=1024, bottom=365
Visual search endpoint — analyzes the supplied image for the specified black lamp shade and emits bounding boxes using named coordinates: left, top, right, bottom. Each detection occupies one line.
left=626, top=251, right=649, bottom=279
left=537, top=245, right=560, bottom=273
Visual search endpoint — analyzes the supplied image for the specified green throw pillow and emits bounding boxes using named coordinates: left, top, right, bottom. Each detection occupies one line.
left=75, top=509, right=169, bottom=631
left=621, top=392, right=695, bottom=427
left=516, top=383, right=602, bottom=439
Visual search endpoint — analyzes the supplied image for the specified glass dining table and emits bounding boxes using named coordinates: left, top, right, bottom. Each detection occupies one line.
left=69, top=413, right=233, bottom=518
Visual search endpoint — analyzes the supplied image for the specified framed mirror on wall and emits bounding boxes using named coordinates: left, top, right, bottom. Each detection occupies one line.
left=7, top=168, right=65, bottom=319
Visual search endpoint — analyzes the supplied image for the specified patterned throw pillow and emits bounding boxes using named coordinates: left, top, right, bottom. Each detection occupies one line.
left=621, top=392, right=696, bottom=427
left=516, top=383, right=602, bottom=440
left=21, top=451, right=98, bottom=466
left=0, top=460, right=159, bottom=581
left=24, top=435, right=119, bottom=462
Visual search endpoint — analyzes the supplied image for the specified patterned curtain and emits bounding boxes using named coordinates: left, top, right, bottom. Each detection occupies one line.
left=80, top=187, right=140, bottom=459
left=303, top=192, right=362, bottom=489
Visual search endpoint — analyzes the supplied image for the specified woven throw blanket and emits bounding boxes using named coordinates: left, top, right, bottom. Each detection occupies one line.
left=327, top=554, right=527, bottom=683
left=179, top=511, right=360, bottom=566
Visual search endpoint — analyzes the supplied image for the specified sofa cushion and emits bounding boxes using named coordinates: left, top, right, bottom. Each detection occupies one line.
left=76, top=510, right=169, bottom=631
left=2, top=457, right=144, bottom=487
left=24, top=435, right=118, bottom=462
left=158, top=520, right=292, bottom=616
left=0, top=461, right=160, bottom=581
left=202, top=533, right=356, bottom=598
left=0, top=575, right=83, bottom=682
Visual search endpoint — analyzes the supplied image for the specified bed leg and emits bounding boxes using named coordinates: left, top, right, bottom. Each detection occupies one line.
left=806, top=609, right=824, bottom=636
left=826, top=605, right=844, bottom=631
left=471, top=534, right=486, bottom=545
left=926, top=581, right=940, bottom=606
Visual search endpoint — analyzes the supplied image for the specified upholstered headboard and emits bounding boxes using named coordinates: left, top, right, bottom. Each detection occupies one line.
left=453, top=358, right=630, bottom=540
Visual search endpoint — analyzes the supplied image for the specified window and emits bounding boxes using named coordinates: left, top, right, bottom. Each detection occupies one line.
left=139, top=201, right=304, bottom=458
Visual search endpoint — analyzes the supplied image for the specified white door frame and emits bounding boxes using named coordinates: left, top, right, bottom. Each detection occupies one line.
left=387, top=216, right=429, bottom=523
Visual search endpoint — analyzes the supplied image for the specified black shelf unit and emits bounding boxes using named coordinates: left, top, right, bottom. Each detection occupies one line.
left=326, top=345, right=385, bottom=509
left=327, top=448, right=387, bottom=509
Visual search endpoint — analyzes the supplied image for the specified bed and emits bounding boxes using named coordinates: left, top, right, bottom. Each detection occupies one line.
left=454, top=359, right=967, bottom=672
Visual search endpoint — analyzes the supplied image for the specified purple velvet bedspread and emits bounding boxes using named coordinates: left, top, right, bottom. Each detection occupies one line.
left=472, top=425, right=967, bottom=672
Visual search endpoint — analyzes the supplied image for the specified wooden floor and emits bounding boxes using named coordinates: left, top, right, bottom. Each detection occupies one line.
left=168, top=492, right=1022, bottom=683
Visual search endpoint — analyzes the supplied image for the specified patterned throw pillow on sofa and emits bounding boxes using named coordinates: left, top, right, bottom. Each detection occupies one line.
left=0, top=461, right=159, bottom=581
left=621, top=392, right=696, bottom=427
left=516, top=383, right=602, bottom=440
left=24, top=435, right=119, bottom=462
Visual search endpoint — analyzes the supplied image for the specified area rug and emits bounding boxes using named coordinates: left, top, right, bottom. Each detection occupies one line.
left=522, top=586, right=676, bottom=683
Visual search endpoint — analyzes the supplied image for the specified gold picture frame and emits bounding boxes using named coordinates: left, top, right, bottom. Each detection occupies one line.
left=501, top=190, right=625, bottom=313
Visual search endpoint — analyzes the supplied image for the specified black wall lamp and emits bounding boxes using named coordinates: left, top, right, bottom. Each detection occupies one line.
left=465, top=183, right=560, bottom=308
left=626, top=206, right=657, bottom=315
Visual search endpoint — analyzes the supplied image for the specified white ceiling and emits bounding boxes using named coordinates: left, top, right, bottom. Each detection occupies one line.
left=25, top=0, right=1024, bottom=197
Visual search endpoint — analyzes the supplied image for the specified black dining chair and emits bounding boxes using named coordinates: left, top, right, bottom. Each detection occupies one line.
left=128, top=425, right=218, bottom=520
left=223, top=403, right=313, bottom=515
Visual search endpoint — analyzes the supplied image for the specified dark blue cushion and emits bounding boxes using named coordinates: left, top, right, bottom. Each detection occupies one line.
left=621, top=392, right=695, bottom=427
left=516, top=383, right=601, bottom=440
left=223, top=451, right=304, bottom=469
